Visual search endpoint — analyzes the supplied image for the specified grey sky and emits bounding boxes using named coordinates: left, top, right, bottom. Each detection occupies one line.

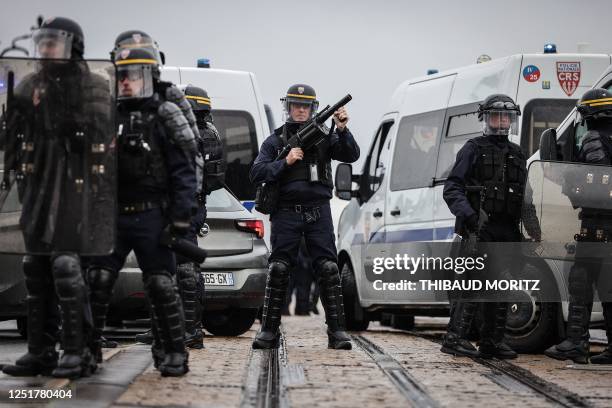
left=2, top=0, right=611, bottom=169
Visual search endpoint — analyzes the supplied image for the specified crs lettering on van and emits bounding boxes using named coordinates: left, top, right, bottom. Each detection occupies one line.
left=161, top=64, right=274, bottom=243
left=335, top=52, right=611, bottom=351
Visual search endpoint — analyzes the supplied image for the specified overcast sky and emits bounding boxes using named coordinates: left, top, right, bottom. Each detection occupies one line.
left=1, top=0, right=611, bottom=169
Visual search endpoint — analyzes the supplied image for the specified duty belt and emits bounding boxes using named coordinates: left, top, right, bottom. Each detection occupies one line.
left=278, top=204, right=324, bottom=213
left=120, top=201, right=163, bottom=214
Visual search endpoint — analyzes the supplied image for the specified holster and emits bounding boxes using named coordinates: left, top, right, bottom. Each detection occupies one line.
left=255, top=182, right=279, bottom=215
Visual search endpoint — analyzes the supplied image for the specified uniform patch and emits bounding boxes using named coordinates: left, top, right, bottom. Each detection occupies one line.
left=557, top=62, right=581, bottom=96
left=298, top=86, right=304, bottom=94
left=522, top=65, right=540, bottom=82
left=132, top=33, right=142, bottom=44
left=119, top=49, right=130, bottom=59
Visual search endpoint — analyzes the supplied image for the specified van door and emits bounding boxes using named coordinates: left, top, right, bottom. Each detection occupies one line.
left=354, top=117, right=396, bottom=303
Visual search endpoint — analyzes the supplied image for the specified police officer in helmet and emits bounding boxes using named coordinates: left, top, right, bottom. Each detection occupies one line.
left=441, top=94, right=530, bottom=359
left=2, top=16, right=105, bottom=379
left=250, top=84, right=360, bottom=349
left=87, top=47, right=197, bottom=376
left=544, top=88, right=612, bottom=364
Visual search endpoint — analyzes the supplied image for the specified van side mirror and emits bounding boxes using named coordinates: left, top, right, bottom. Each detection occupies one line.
left=539, top=128, right=558, bottom=161
left=335, top=163, right=353, bottom=201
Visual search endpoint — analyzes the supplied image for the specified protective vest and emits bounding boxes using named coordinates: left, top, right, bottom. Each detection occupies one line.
left=467, top=136, right=526, bottom=219
left=117, top=99, right=168, bottom=194
left=278, top=126, right=333, bottom=188
left=199, top=120, right=226, bottom=193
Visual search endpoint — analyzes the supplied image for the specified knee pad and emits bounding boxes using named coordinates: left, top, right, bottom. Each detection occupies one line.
left=176, top=263, right=197, bottom=286
left=145, top=271, right=176, bottom=303
left=88, top=267, right=117, bottom=303
left=268, top=260, right=290, bottom=287
left=51, top=254, right=84, bottom=295
left=315, top=259, right=339, bottom=285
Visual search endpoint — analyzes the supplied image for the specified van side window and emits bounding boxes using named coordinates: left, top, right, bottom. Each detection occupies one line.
left=213, top=110, right=258, bottom=200
left=436, top=112, right=481, bottom=178
left=360, top=121, right=394, bottom=202
left=390, top=110, right=443, bottom=191
left=521, top=99, right=577, bottom=156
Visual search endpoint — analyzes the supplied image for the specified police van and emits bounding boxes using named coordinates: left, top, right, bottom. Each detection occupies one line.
left=335, top=51, right=612, bottom=351
left=162, top=63, right=272, bottom=211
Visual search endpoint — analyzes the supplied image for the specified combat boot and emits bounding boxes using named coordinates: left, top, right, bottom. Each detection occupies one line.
left=591, top=302, right=612, bottom=364
left=146, top=273, right=189, bottom=377
left=544, top=304, right=591, bottom=364
left=4, top=256, right=60, bottom=377
left=478, top=303, right=517, bottom=359
left=253, top=261, right=289, bottom=349
left=317, top=260, right=352, bottom=350
left=440, top=301, right=479, bottom=357
left=51, top=255, right=97, bottom=379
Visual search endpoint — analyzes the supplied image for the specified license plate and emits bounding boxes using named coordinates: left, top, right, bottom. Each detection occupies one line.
left=202, top=272, right=234, bottom=286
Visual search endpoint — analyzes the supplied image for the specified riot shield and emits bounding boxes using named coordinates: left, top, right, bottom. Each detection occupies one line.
left=0, top=57, right=116, bottom=255
left=522, top=160, right=612, bottom=261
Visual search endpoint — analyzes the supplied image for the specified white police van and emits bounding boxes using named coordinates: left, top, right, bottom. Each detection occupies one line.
left=162, top=63, right=272, bottom=204
left=335, top=51, right=612, bottom=351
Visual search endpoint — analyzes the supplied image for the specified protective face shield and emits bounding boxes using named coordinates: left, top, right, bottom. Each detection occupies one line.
left=116, top=65, right=154, bottom=100
left=33, top=27, right=74, bottom=59
left=482, top=108, right=519, bottom=137
left=281, top=84, right=319, bottom=124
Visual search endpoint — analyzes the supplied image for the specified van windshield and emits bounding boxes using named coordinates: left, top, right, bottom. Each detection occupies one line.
left=212, top=110, right=258, bottom=201
left=521, top=99, right=577, bottom=156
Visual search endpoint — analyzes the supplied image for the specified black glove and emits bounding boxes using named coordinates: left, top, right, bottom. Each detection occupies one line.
left=465, top=214, right=479, bottom=233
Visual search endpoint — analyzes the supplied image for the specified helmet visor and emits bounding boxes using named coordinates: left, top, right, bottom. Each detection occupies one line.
left=483, top=110, right=518, bottom=136
left=282, top=97, right=319, bottom=123
left=116, top=65, right=153, bottom=99
left=33, top=28, right=73, bottom=59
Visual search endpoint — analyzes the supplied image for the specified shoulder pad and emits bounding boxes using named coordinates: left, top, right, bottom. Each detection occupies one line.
left=157, top=101, right=197, bottom=153
left=581, top=130, right=601, bottom=145
left=164, top=84, right=200, bottom=139
left=205, top=122, right=220, bottom=138
left=164, top=85, right=184, bottom=104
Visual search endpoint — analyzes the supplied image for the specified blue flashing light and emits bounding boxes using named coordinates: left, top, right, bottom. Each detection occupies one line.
left=197, top=58, right=211, bottom=68
left=544, top=43, right=557, bottom=54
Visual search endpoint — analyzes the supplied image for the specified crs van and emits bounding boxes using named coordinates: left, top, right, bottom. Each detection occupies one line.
left=335, top=52, right=612, bottom=351
left=161, top=65, right=272, bottom=208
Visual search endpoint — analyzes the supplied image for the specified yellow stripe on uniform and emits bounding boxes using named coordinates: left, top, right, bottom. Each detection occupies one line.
left=186, top=95, right=211, bottom=105
left=586, top=101, right=612, bottom=107
left=287, top=93, right=316, bottom=100
left=579, top=97, right=612, bottom=106
left=115, top=58, right=158, bottom=66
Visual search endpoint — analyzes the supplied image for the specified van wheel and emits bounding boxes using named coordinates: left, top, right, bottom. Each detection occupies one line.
left=340, top=263, right=369, bottom=331
left=504, top=261, right=558, bottom=353
left=203, top=308, right=257, bottom=336
left=16, top=317, right=27, bottom=339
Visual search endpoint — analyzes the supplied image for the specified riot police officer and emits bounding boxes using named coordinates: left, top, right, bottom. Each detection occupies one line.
left=544, top=88, right=612, bottom=364
left=87, top=47, right=197, bottom=376
left=1, top=17, right=111, bottom=379
left=441, top=94, right=528, bottom=359
left=250, top=84, right=359, bottom=349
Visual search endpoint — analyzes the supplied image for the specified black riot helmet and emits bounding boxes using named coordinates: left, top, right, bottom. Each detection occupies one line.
left=281, top=84, right=319, bottom=123
left=111, top=30, right=165, bottom=65
left=33, top=16, right=84, bottom=59
left=577, top=88, right=612, bottom=128
left=478, top=94, right=521, bottom=137
left=114, top=47, right=160, bottom=100
left=184, top=85, right=212, bottom=112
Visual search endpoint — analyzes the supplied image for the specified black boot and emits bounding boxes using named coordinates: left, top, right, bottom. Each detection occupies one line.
left=253, top=261, right=289, bottom=349
left=545, top=303, right=591, bottom=364
left=440, top=301, right=479, bottom=357
left=135, top=329, right=154, bottom=344
left=146, top=273, right=189, bottom=377
left=317, top=260, right=352, bottom=350
left=51, top=255, right=97, bottom=379
left=591, top=302, right=612, bottom=364
left=87, top=267, right=118, bottom=363
left=3, top=256, right=60, bottom=377
left=478, top=303, right=517, bottom=359
left=177, top=263, right=204, bottom=349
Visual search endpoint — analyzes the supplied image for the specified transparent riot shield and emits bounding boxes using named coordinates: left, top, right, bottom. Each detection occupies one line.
left=0, top=57, right=116, bottom=255
left=522, top=160, right=612, bottom=261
